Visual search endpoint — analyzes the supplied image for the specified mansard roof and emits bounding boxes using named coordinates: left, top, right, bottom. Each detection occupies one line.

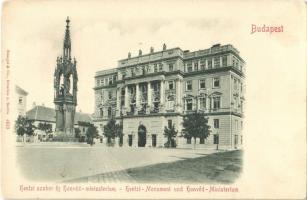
left=26, top=105, right=92, bottom=124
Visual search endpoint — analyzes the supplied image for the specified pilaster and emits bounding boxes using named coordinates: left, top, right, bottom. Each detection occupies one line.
left=147, top=82, right=152, bottom=114
left=135, top=83, right=140, bottom=115
left=160, top=80, right=165, bottom=112
left=116, top=87, right=121, bottom=117
left=124, top=85, right=129, bottom=114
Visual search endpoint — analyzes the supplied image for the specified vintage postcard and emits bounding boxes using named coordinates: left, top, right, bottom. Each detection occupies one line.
left=1, top=0, right=306, bottom=199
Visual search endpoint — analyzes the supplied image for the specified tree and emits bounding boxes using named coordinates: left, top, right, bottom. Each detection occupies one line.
left=74, top=128, right=81, bottom=140
left=115, top=122, right=123, bottom=146
left=182, top=111, right=211, bottom=148
left=103, top=118, right=123, bottom=146
left=15, top=116, right=36, bottom=142
left=86, top=124, right=98, bottom=146
left=24, top=119, right=36, bottom=136
left=37, top=122, right=53, bottom=141
left=15, top=116, right=27, bottom=140
left=163, top=124, right=178, bottom=148
left=37, top=122, right=53, bottom=135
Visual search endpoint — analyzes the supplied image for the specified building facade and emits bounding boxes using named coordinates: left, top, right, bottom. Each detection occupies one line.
left=93, top=44, right=245, bottom=149
left=15, top=85, right=28, bottom=116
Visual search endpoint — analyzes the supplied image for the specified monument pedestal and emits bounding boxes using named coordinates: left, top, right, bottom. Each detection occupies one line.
left=54, top=131, right=77, bottom=142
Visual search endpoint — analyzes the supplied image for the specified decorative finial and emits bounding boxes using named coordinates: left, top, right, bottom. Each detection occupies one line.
left=66, top=16, right=70, bottom=28
left=128, top=52, right=131, bottom=58
left=163, top=43, right=167, bottom=51
left=150, top=47, right=154, bottom=53
left=139, top=49, right=142, bottom=56
left=63, top=17, right=71, bottom=58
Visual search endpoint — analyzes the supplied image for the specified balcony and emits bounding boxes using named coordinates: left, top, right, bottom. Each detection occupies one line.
left=165, top=89, right=175, bottom=97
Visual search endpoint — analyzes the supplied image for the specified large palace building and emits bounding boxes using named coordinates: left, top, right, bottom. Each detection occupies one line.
left=93, top=44, right=245, bottom=149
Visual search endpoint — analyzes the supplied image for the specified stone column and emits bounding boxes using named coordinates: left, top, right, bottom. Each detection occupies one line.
left=124, top=85, right=129, bottom=114
left=160, top=81, right=164, bottom=102
left=147, top=82, right=152, bottom=114
left=135, top=83, right=140, bottom=115
left=116, top=87, right=121, bottom=117
left=176, top=79, right=182, bottom=112
left=160, top=80, right=165, bottom=112
left=220, top=57, right=223, bottom=67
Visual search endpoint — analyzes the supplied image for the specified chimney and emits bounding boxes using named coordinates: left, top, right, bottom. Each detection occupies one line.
left=139, top=49, right=142, bottom=56
left=79, top=109, right=82, bottom=113
left=32, top=102, right=36, bottom=108
left=163, top=43, right=167, bottom=51
left=41, top=103, right=45, bottom=106
left=150, top=47, right=154, bottom=53
left=128, top=52, right=131, bottom=58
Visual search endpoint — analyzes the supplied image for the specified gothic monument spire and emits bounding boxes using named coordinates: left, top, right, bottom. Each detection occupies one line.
left=54, top=17, right=78, bottom=139
left=63, top=16, right=71, bottom=59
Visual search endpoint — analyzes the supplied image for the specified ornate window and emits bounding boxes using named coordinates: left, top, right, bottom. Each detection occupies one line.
left=146, top=65, right=151, bottom=73
left=109, top=77, right=113, bottom=85
left=194, top=62, right=198, bottom=71
left=131, top=68, right=135, bottom=77
left=199, top=97, right=206, bottom=110
left=168, top=120, right=172, bottom=129
left=169, top=63, right=174, bottom=72
left=214, top=119, right=219, bottom=128
left=99, top=108, right=103, bottom=117
left=199, top=79, right=206, bottom=89
left=168, top=81, right=174, bottom=90
left=167, top=96, right=175, bottom=110
left=222, top=56, right=227, bottom=67
left=208, top=59, right=212, bottom=69
left=159, top=63, right=163, bottom=71
left=186, top=99, right=193, bottom=111
left=200, top=58, right=206, bottom=70
left=186, top=80, right=192, bottom=91
left=214, top=57, right=220, bottom=68
left=186, top=62, right=192, bottom=72
left=154, top=64, right=158, bottom=72
left=213, top=96, right=221, bottom=109
left=122, top=72, right=126, bottom=79
left=213, top=77, right=220, bottom=88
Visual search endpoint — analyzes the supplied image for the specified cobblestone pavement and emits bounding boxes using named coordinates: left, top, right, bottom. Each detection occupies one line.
left=17, top=144, right=218, bottom=183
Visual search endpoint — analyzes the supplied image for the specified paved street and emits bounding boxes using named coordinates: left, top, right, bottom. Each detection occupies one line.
left=17, top=143, right=218, bottom=183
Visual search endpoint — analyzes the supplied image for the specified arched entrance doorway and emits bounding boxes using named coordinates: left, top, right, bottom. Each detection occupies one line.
left=138, top=124, right=147, bottom=147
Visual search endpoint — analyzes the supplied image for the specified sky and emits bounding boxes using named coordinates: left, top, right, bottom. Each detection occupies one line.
left=2, top=0, right=303, bottom=115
